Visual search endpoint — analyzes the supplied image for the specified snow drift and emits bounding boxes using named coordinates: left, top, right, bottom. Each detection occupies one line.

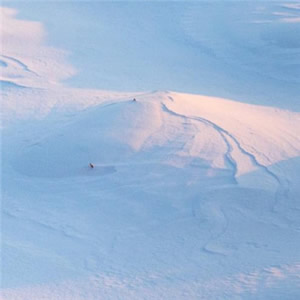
left=1, top=3, right=300, bottom=300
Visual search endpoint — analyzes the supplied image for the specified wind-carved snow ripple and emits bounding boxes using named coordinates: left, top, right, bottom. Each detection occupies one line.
left=162, top=102, right=288, bottom=255
left=190, top=115, right=286, bottom=213
left=162, top=102, right=286, bottom=210
left=0, top=54, right=40, bottom=88
left=0, top=55, right=38, bottom=75
left=162, top=104, right=238, bottom=182
left=161, top=104, right=234, bottom=255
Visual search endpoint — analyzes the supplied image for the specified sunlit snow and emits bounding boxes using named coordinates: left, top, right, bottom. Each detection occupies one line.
left=1, top=2, right=300, bottom=300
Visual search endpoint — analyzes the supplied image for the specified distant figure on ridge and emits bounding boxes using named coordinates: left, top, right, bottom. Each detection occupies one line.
left=89, top=163, right=94, bottom=169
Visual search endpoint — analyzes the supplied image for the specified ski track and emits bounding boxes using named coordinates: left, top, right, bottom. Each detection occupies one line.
left=202, top=205, right=229, bottom=256
left=162, top=103, right=238, bottom=182
left=162, top=101, right=288, bottom=212
left=161, top=103, right=232, bottom=254
left=161, top=100, right=292, bottom=253
left=191, top=116, right=286, bottom=214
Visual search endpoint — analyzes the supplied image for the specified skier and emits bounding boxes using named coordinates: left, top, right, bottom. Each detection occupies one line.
left=89, top=163, right=94, bottom=169
left=133, top=98, right=137, bottom=102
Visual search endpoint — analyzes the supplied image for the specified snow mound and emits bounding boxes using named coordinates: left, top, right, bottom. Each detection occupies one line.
left=11, top=99, right=163, bottom=178
left=7, top=90, right=300, bottom=191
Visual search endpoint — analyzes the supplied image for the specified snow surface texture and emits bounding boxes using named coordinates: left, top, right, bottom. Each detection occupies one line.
left=1, top=2, right=300, bottom=300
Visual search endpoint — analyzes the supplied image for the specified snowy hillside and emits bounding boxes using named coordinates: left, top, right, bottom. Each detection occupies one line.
left=1, top=2, right=300, bottom=300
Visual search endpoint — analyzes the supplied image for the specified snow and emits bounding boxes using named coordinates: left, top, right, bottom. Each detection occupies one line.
left=1, top=2, right=300, bottom=300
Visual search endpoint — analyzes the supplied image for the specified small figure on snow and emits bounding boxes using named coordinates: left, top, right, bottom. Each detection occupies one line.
left=133, top=98, right=137, bottom=102
left=89, top=163, right=94, bottom=169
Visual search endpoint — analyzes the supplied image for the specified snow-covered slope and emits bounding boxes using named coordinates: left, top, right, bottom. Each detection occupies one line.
left=3, top=1, right=300, bottom=110
left=1, top=3, right=300, bottom=300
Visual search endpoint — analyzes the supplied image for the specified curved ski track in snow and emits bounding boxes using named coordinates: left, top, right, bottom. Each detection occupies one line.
left=161, top=99, right=295, bottom=254
left=163, top=100, right=290, bottom=212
